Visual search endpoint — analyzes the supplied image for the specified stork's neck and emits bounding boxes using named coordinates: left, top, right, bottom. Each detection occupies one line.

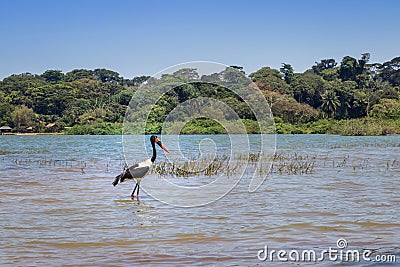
left=151, top=141, right=156, bottom=162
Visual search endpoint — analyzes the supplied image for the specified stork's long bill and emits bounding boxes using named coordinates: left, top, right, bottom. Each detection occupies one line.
left=155, top=136, right=169, bottom=153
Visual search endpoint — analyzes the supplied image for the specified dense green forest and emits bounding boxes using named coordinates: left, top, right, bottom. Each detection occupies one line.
left=1, top=53, right=399, bottom=135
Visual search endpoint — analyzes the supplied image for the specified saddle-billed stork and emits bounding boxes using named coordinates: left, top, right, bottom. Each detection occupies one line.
left=112, top=135, right=169, bottom=199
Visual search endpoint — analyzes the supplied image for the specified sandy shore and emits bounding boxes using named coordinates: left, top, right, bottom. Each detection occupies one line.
left=12, top=132, right=64, bottom=136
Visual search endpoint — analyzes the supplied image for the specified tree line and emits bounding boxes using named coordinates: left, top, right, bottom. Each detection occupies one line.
left=0, top=53, right=399, bottom=135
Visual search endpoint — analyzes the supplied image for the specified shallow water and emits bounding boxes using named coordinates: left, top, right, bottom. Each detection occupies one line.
left=1, top=134, right=399, bottom=266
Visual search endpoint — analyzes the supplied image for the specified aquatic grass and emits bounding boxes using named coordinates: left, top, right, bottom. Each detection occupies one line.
left=0, top=150, right=14, bottom=155
left=152, top=149, right=400, bottom=178
left=269, top=152, right=317, bottom=175
left=153, top=155, right=241, bottom=177
left=4, top=151, right=399, bottom=178
left=7, top=156, right=126, bottom=174
left=330, top=142, right=400, bottom=149
left=152, top=152, right=318, bottom=177
left=0, top=149, right=53, bottom=155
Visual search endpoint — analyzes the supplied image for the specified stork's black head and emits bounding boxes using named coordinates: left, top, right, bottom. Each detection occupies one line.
left=150, top=135, right=169, bottom=153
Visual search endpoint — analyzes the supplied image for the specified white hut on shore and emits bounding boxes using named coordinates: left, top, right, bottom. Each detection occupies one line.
left=0, top=126, right=12, bottom=135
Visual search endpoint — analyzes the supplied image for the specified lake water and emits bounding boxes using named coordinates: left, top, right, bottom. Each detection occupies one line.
left=1, top=134, right=399, bottom=266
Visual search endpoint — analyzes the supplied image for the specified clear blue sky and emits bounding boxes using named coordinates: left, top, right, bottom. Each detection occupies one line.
left=1, top=0, right=399, bottom=80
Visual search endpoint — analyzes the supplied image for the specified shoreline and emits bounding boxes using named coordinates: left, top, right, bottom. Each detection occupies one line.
left=10, top=132, right=65, bottom=136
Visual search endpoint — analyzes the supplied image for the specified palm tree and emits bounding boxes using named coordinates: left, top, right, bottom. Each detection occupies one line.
left=320, top=90, right=340, bottom=118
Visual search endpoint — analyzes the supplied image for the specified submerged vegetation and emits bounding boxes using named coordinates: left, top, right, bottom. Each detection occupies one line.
left=5, top=150, right=399, bottom=178
left=1, top=53, right=399, bottom=135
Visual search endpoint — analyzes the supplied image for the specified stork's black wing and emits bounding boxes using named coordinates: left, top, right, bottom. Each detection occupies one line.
left=112, top=163, right=139, bottom=186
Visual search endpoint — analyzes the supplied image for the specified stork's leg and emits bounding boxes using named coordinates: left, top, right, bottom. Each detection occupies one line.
left=131, top=183, right=138, bottom=199
left=137, top=183, right=140, bottom=200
